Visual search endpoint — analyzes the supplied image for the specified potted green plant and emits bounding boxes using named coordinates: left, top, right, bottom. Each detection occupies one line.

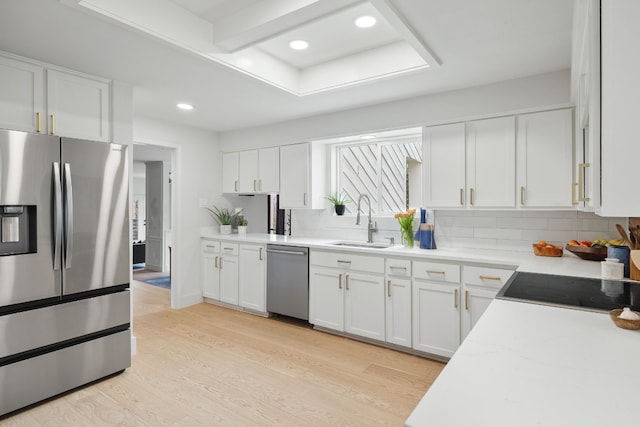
left=325, top=190, right=350, bottom=216
left=236, top=218, right=248, bottom=237
left=205, top=206, right=239, bottom=234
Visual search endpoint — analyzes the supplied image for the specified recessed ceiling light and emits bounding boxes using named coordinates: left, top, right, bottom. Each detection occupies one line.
left=289, top=40, right=309, bottom=50
left=360, top=134, right=376, bottom=140
left=177, top=103, right=194, bottom=110
left=355, top=16, right=376, bottom=28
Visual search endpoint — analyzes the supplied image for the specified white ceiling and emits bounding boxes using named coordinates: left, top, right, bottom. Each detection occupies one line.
left=0, top=0, right=574, bottom=133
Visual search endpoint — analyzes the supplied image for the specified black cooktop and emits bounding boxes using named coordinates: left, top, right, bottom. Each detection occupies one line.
left=496, top=272, right=640, bottom=312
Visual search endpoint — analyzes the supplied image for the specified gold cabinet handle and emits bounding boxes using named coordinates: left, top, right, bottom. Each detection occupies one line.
left=345, top=274, right=349, bottom=290
left=479, top=275, right=501, bottom=282
left=465, top=290, right=469, bottom=310
left=426, top=269, right=445, bottom=275
left=253, top=179, right=257, bottom=191
left=520, top=186, right=525, bottom=206
left=234, top=180, right=238, bottom=192
left=214, top=256, right=218, bottom=269
left=578, top=163, right=591, bottom=202
left=571, top=182, right=579, bottom=206
left=459, top=188, right=464, bottom=206
left=303, top=192, right=308, bottom=206
left=223, top=247, right=234, bottom=252
left=454, top=288, right=458, bottom=308
left=338, top=273, right=343, bottom=289
left=387, top=280, right=391, bottom=297
left=337, top=260, right=352, bottom=265
left=259, top=247, right=263, bottom=261
left=389, top=265, right=407, bottom=271
left=50, top=114, right=55, bottom=135
left=219, top=257, right=223, bottom=269
left=258, top=179, right=263, bottom=192
left=36, top=112, right=41, bottom=133
left=470, top=188, right=475, bottom=206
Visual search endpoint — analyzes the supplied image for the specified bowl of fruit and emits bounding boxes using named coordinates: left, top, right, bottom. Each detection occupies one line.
left=532, top=241, right=563, bottom=257
left=565, top=238, right=623, bottom=261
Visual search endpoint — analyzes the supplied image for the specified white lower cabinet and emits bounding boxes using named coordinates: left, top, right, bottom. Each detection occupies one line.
left=238, top=244, right=266, bottom=312
left=461, top=265, right=514, bottom=340
left=412, top=261, right=461, bottom=358
left=385, top=259, right=412, bottom=348
left=202, top=240, right=221, bottom=300
left=219, top=244, right=239, bottom=305
left=309, top=250, right=385, bottom=340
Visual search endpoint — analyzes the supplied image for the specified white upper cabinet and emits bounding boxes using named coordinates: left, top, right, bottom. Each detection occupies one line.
left=0, top=55, right=44, bottom=133
left=257, top=146, right=279, bottom=193
left=47, top=69, right=110, bottom=142
left=221, top=152, right=239, bottom=194
left=0, top=52, right=111, bottom=141
left=223, top=147, right=279, bottom=194
left=238, top=150, right=258, bottom=193
left=599, top=0, right=640, bottom=216
left=423, top=123, right=466, bottom=208
left=466, top=116, right=516, bottom=208
left=279, top=142, right=325, bottom=209
left=516, top=109, right=574, bottom=208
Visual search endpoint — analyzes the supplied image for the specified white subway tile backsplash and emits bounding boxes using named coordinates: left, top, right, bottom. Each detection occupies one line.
left=292, top=208, right=626, bottom=252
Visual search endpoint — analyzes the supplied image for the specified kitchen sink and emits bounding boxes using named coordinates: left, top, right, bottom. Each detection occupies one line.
left=329, top=241, right=393, bottom=249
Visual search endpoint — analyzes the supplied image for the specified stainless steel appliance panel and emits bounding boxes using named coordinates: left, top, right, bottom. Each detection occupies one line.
left=61, top=138, right=129, bottom=295
left=267, top=245, right=309, bottom=320
left=0, top=329, right=131, bottom=416
left=0, top=129, right=61, bottom=306
left=0, top=290, right=129, bottom=358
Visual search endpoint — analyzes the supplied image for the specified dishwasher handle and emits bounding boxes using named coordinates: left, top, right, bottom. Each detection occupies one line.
left=266, top=248, right=307, bottom=256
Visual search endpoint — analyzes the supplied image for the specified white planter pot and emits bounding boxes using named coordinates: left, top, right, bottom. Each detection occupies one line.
left=237, top=225, right=248, bottom=237
left=220, top=224, right=232, bottom=235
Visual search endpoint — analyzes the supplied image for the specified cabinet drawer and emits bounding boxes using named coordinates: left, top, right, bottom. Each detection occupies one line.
left=413, top=261, right=460, bottom=283
left=220, top=242, right=239, bottom=256
left=310, top=250, right=384, bottom=274
left=386, top=258, right=411, bottom=277
left=202, top=240, right=220, bottom=253
left=463, top=266, right=514, bottom=289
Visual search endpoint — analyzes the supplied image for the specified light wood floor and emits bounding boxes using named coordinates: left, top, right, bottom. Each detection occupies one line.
left=2, top=281, right=444, bottom=426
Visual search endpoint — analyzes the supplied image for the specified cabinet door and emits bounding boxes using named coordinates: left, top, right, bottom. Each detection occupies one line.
left=258, top=147, right=279, bottom=193
left=309, top=267, right=344, bottom=331
left=0, top=55, right=44, bottom=133
left=423, top=123, right=466, bottom=208
left=412, top=280, right=460, bottom=358
left=344, top=272, right=385, bottom=341
left=221, top=152, right=239, bottom=194
left=238, top=245, right=266, bottom=312
left=238, top=150, right=258, bottom=193
left=385, top=276, right=412, bottom=347
left=219, top=255, right=239, bottom=305
left=466, top=117, right=515, bottom=208
left=460, top=286, right=498, bottom=341
left=47, top=69, right=110, bottom=142
left=279, top=143, right=309, bottom=208
left=202, top=252, right=220, bottom=300
left=517, top=109, right=574, bottom=208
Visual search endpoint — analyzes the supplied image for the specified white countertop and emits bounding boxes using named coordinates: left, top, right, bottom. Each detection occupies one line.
left=405, top=299, right=640, bottom=427
left=201, top=231, right=602, bottom=278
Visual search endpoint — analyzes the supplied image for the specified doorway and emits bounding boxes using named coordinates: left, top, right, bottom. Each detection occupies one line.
left=132, top=144, right=175, bottom=294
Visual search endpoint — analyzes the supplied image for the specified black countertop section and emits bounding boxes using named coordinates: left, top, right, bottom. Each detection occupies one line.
left=496, top=272, right=640, bottom=312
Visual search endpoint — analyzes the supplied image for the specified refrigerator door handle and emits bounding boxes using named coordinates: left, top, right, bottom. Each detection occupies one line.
left=52, top=162, right=63, bottom=270
left=63, top=163, right=73, bottom=269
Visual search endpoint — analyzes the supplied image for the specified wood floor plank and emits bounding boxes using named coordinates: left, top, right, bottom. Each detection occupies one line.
left=1, top=280, right=444, bottom=426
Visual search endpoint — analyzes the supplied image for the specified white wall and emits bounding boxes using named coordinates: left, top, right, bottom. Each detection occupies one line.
left=133, top=116, right=220, bottom=309
left=219, top=70, right=570, bottom=150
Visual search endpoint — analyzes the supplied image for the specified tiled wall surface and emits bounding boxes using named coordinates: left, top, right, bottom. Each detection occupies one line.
left=292, top=209, right=627, bottom=252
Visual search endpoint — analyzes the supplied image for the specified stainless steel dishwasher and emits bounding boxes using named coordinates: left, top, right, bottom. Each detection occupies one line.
left=266, top=244, right=309, bottom=320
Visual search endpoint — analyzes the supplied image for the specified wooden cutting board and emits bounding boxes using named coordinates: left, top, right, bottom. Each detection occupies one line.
left=631, top=250, right=640, bottom=281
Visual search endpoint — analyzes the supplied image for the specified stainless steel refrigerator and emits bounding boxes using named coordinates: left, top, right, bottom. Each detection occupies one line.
left=0, top=129, right=131, bottom=416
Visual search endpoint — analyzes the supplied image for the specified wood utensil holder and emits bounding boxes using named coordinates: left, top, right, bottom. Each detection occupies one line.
left=631, top=250, right=640, bottom=281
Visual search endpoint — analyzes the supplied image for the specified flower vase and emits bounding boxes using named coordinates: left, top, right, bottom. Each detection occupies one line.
left=401, top=228, right=414, bottom=248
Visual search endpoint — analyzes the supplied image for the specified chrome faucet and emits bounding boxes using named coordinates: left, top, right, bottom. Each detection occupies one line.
left=355, top=193, right=377, bottom=243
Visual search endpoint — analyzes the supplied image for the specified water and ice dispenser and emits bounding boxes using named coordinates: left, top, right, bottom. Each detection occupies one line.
left=0, top=205, right=36, bottom=256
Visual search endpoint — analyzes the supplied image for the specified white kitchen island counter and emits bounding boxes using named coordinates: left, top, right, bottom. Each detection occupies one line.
left=405, top=299, right=640, bottom=427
